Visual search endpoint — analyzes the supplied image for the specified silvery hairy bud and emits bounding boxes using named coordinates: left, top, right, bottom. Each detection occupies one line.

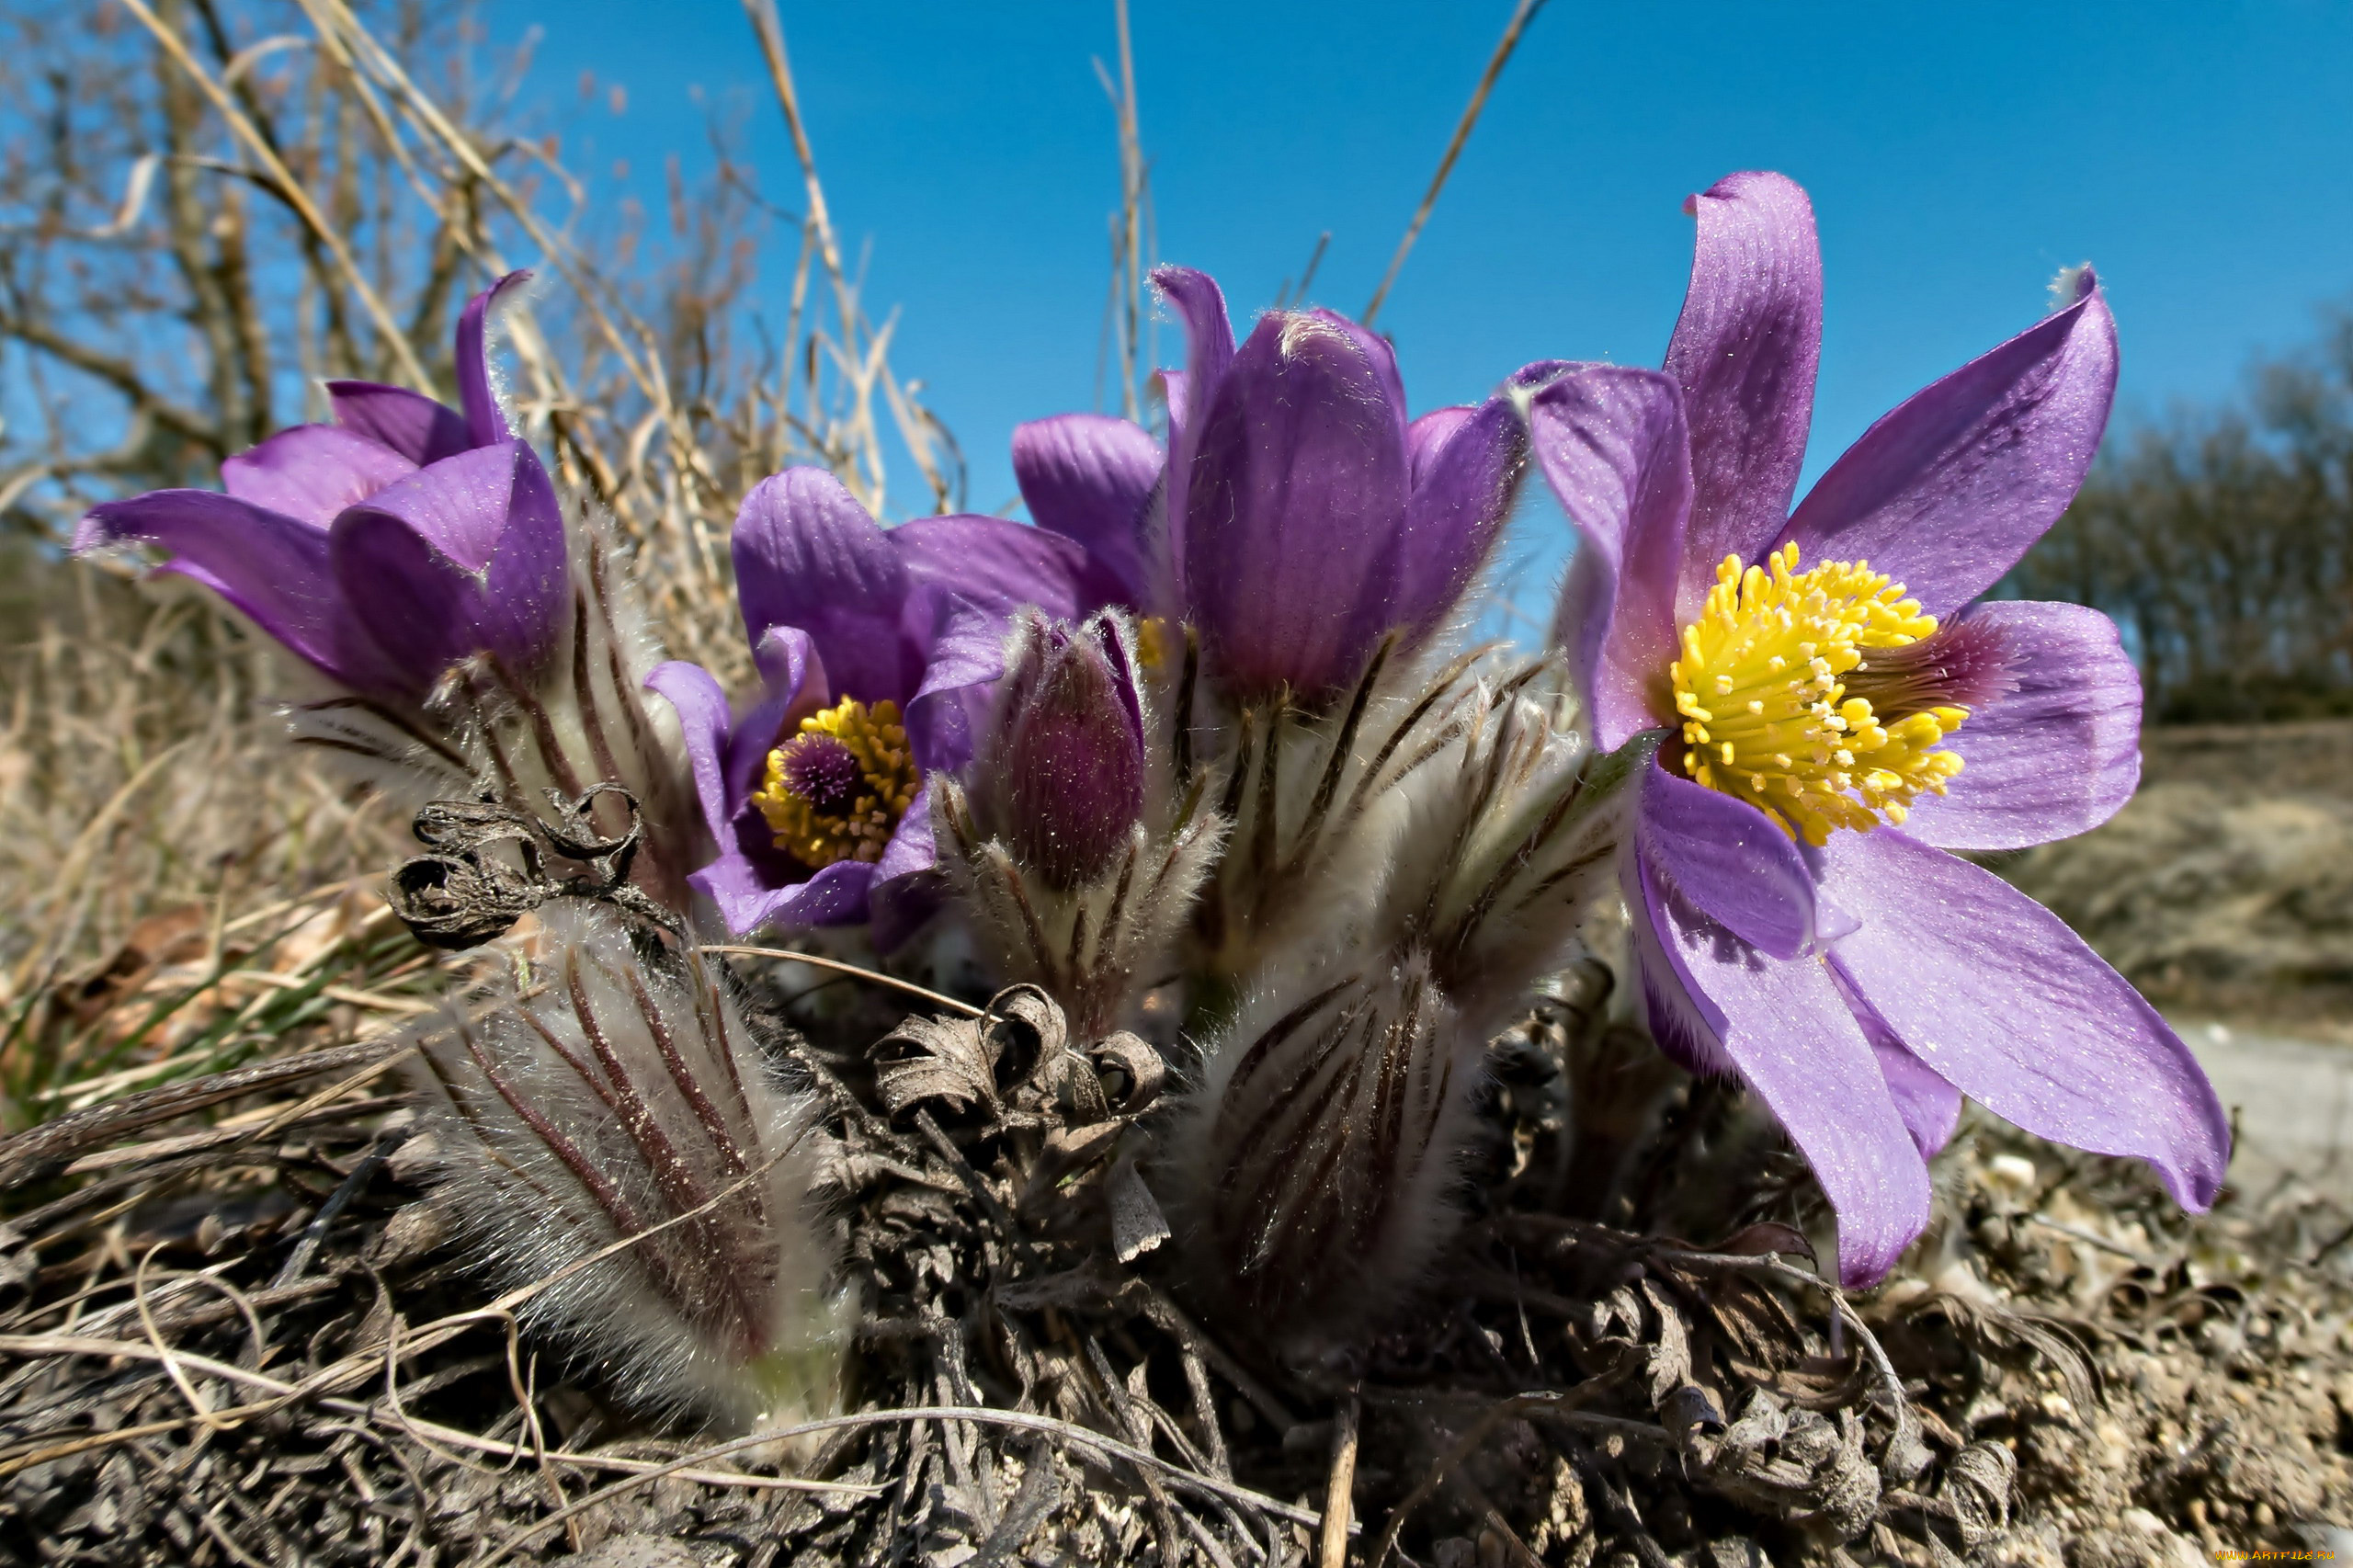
left=1156, top=949, right=1483, bottom=1354
left=1154, top=665, right=1643, bottom=1350
left=406, top=904, right=849, bottom=1442
left=938, top=609, right=1223, bottom=1040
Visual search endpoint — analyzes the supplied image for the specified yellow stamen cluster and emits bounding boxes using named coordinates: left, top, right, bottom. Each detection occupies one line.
left=750, top=698, right=920, bottom=869
left=1669, top=544, right=1967, bottom=846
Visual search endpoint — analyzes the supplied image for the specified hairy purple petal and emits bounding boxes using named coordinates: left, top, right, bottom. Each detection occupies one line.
left=1304, top=308, right=1409, bottom=449
left=1664, top=171, right=1822, bottom=612
left=732, top=469, right=927, bottom=707
left=1394, top=396, right=1527, bottom=649
left=1780, top=272, right=2118, bottom=617
left=1001, top=619, right=1146, bottom=885
left=1012, top=414, right=1161, bottom=604
left=1152, top=266, right=1236, bottom=593
left=1182, top=312, right=1410, bottom=699
left=1637, top=763, right=1824, bottom=960
left=1529, top=365, right=1693, bottom=747
left=329, top=439, right=568, bottom=679
left=454, top=270, right=531, bottom=449
left=220, top=426, right=416, bottom=528
left=1821, top=829, right=2230, bottom=1211
left=1406, top=406, right=1476, bottom=488
left=74, top=490, right=392, bottom=690
left=324, top=381, right=473, bottom=467
left=1896, top=602, right=2142, bottom=851
left=1635, top=851, right=1932, bottom=1287
left=891, top=512, right=1097, bottom=623
left=644, top=660, right=735, bottom=846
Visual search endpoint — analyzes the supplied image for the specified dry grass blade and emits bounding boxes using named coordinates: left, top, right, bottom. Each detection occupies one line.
left=1361, top=0, right=1550, bottom=326
left=699, top=943, right=987, bottom=1017
left=474, top=1403, right=1335, bottom=1568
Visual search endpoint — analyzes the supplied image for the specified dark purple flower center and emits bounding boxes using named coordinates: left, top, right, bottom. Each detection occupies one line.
left=778, top=733, right=863, bottom=813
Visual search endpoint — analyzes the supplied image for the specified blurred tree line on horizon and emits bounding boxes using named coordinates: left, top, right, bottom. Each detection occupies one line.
left=2006, top=311, right=2353, bottom=724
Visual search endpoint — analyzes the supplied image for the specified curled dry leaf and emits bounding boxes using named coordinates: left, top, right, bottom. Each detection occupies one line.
left=873, top=1013, right=1003, bottom=1119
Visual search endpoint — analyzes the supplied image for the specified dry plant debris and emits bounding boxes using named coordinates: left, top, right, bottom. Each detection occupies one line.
left=1, top=941, right=2345, bottom=1567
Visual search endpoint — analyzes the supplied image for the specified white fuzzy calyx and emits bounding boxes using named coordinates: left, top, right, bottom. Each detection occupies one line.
left=407, top=904, right=848, bottom=1439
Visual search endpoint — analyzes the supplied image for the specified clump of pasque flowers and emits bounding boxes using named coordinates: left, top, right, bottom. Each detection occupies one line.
left=939, top=267, right=1654, bottom=1354
left=73, top=170, right=2233, bottom=1427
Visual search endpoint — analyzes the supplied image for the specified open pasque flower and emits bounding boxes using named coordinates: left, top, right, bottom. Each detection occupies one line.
left=76, top=273, right=563, bottom=704
left=649, top=468, right=1101, bottom=945
left=1011, top=266, right=1529, bottom=705
left=1528, top=171, right=2229, bottom=1285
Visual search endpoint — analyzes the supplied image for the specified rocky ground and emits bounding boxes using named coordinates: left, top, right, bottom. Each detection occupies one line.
left=2004, top=719, right=2353, bottom=1043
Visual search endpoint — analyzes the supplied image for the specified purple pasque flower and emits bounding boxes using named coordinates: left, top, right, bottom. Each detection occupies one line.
left=75, top=273, right=564, bottom=703
left=1527, top=171, right=2229, bottom=1287
left=647, top=468, right=1101, bottom=946
left=1009, top=267, right=1529, bottom=704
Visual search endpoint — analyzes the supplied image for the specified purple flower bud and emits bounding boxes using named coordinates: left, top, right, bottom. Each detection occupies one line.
left=74, top=272, right=565, bottom=704
left=1153, top=271, right=1529, bottom=705
left=990, top=611, right=1146, bottom=887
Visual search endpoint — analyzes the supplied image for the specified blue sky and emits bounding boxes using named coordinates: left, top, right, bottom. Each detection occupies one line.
left=494, top=0, right=2353, bottom=585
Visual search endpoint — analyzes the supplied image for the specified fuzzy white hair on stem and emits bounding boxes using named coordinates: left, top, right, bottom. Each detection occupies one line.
left=936, top=779, right=1225, bottom=1043
left=406, top=903, right=849, bottom=1443
left=1177, top=634, right=1501, bottom=980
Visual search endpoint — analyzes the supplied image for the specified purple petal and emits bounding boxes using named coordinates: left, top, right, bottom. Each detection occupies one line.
left=1622, top=855, right=1737, bottom=1079
left=1820, top=829, right=2230, bottom=1210
left=220, top=425, right=415, bottom=528
left=1528, top=365, right=1691, bottom=748
left=1841, top=979, right=1966, bottom=1158
left=328, top=440, right=568, bottom=681
left=1304, top=308, right=1410, bottom=448
left=74, top=490, right=391, bottom=690
left=324, top=382, right=472, bottom=466
left=1779, top=272, right=2117, bottom=617
left=1182, top=312, right=1411, bottom=699
left=644, top=661, right=735, bottom=844
left=1406, top=407, right=1476, bottom=488
left=1663, top=172, right=1822, bottom=613
left=454, top=270, right=531, bottom=450
left=337, top=439, right=518, bottom=571
left=891, top=513, right=1097, bottom=622
left=1637, top=762, right=1824, bottom=960
left=905, top=601, right=1013, bottom=775
left=732, top=469, right=926, bottom=706
left=1394, top=396, right=1527, bottom=649
left=692, top=850, right=876, bottom=937
left=1635, top=850, right=1932, bottom=1287
left=726, top=626, right=821, bottom=811
left=1012, top=414, right=1161, bottom=605
left=1152, top=266, right=1236, bottom=594
left=1897, top=601, right=2143, bottom=852
left=868, top=795, right=945, bottom=953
